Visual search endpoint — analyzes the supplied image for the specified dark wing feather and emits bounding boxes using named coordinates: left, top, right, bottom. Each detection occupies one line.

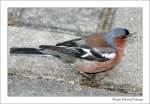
left=56, top=38, right=82, bottom=47
left=39, top=45, right=114, bottom=62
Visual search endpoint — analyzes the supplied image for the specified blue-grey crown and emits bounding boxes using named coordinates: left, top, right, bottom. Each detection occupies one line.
left=110, top=28, right=129, bottom=37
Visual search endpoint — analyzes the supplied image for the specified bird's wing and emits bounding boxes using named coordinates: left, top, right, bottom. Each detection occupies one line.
left=56, top=33, right=111, bottom=48
left=91, top=47, right=116, bottom=60
left=54, top=33, right=115, bottom=61
left=39, top=45, right=116, bottom=62
left=56, top=38, right=86, bottom=47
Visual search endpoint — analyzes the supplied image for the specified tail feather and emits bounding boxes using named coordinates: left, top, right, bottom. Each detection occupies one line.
left=10, top=47, right=43, bottom=54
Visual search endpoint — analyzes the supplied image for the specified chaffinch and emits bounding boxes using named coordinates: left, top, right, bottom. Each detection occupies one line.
left=10, top=27, right=131, bottom=74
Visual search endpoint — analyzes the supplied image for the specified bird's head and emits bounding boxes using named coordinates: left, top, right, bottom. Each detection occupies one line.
left=104, top=28, right=130, bottom=49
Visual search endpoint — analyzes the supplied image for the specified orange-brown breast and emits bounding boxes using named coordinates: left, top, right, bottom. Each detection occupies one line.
left=113, top=36, right=126, bottom=48
left=85, top=33, right=111, bottom=48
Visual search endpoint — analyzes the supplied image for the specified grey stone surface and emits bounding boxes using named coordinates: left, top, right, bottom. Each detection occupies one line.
left=8, top=8, right=142, bottom=96
left=8, top=75, right=134, bottom=96
left=8, top=8, right=102, bottom=34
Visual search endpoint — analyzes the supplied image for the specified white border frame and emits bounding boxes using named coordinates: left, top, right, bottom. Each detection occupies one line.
left=1, top=1, right=149, bottom=104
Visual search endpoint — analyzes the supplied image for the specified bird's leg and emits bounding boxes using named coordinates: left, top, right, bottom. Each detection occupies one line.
left=80, top=72, right=96, bottom=79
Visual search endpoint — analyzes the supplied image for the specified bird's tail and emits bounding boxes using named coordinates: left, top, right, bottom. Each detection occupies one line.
left=10, top=46, right=76, bottom=55
left=10, top=45, right=85, bottom=58
left=10, top=47, right=43, bottom=54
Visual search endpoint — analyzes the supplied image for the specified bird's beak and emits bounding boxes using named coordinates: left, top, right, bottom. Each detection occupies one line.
left=125, top=32, right=137, bottom=42
left=127, top=32, right=137, bottom=38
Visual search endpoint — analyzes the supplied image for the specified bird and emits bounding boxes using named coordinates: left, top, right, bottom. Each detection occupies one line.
left=10, top=27, right=131, bottom=75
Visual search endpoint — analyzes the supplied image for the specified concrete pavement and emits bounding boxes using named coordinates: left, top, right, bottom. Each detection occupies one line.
left=8, top=8, right=142, bottom=96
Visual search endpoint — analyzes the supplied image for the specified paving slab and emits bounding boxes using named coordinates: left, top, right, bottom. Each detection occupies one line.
left=8, top=8, right=103, bottom=34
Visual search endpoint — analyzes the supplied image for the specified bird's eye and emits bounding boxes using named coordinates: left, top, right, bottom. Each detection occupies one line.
left=122, top=36, right=126, bottom=39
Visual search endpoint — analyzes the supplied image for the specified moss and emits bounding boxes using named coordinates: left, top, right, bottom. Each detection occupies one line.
left=100, top=82, right=142, bottom=94
left=80, top=78, right=142, bottom=95
left=80, top=78, right=99, bottom=88
left=8, top=72, right=17, bottom=76
left=8, top=17, right=18, bottom=26
left=37, top=76, right=42, bottom=79
left=98, top=8, right=114, bottom=33
left=8, top=69, right=19, bottom=76
left=8, top=68, right=33, bottom=76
